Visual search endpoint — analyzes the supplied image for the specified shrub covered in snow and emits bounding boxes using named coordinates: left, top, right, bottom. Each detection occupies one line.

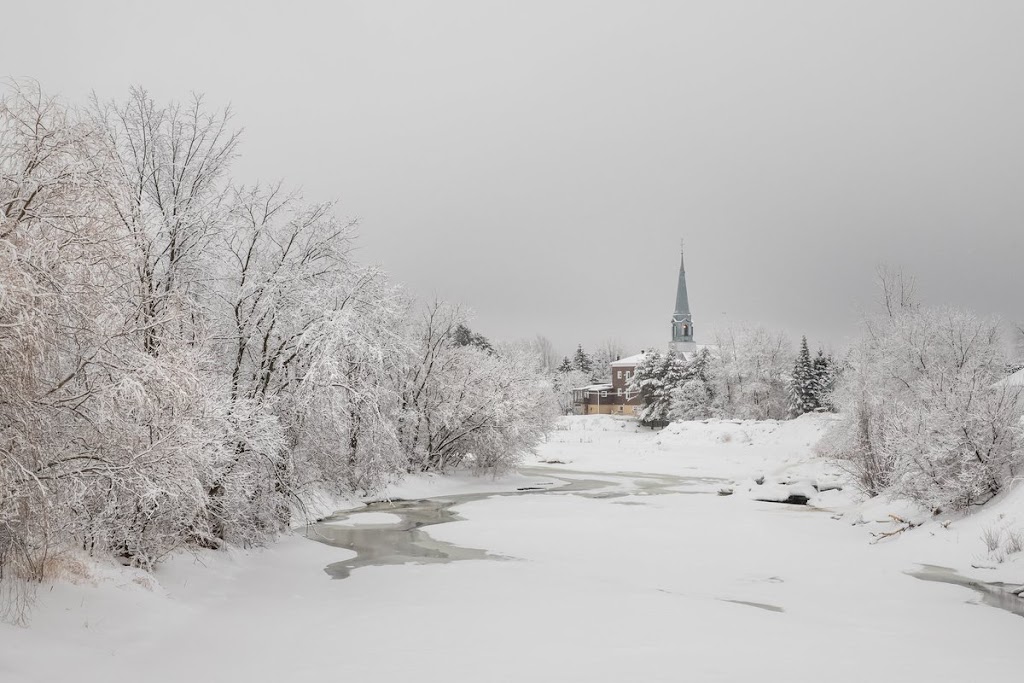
left=821, top=301, right=1024, bottom=511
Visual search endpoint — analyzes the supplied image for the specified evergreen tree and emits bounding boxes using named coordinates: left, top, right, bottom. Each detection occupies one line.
left=685, top=347, right=714, bottom=385
left=812, top=348, right=837, bottom=411
left=631, top=352, right=688, bottom=425
left=670, top=347, right=716, bottom=420
left=451, top=323, right=494, bottom=354
left=788, top=336, right=819, bottom=416
left=629, top=351, right=663, bottom=423
left=662, top=352, right=690, bottom=391
left=557, top=356, right=573, bottom=373
left=572, top=344, right=593, bottom=374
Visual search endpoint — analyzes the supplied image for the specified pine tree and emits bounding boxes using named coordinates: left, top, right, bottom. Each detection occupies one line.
left=812, top=348, right=836, bottom=411
left=670, top=347, right=716, bottom=420
left=685, top=347, right=714, bottom=385
left=451, top=323, right=494, bottom=353
left=572, top=344, right=593, bottom=374
left=630, top=352, right=664, bottom=424
left=557, top=356, right=573, bottom=373
left=632, top=352, right=690, bottom=425
left=788, top=336, right=819, bottom=417
left=662, top=352, right=690, bottom=391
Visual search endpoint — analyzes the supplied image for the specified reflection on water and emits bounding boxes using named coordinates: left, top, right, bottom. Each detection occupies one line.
left=907, top=564, right=1024, bottom=619
left=309, top=467, right=720, bottom=579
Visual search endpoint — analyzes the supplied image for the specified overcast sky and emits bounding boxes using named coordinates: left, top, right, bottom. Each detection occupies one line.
left=5, top=1, right=1023, bottom=357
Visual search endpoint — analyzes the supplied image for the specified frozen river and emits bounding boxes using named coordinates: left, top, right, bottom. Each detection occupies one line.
left=4, top=415, right=1023, bottom=682
left=311, top=467, right=722, bottom=579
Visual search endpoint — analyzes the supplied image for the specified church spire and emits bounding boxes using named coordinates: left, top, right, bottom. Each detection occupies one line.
left=674, top=240, right=691, bottom=317
left=670, top=240, right=696, bottom=355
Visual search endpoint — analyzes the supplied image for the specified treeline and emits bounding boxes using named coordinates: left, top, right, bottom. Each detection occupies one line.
left=0, top=83, right=554, bottom=609
left=548, top=341, right=625, bottom=414
left=624, top=329, right=836, bottom=424
left=615, top=268, right=1024, bottom=515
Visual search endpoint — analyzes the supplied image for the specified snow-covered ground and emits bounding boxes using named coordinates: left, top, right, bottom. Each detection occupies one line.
left=3, top=414, right=1023, bottom=682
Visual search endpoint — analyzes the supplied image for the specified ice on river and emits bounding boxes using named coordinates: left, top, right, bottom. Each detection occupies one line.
left=2, top=414, right=1023, bottom=683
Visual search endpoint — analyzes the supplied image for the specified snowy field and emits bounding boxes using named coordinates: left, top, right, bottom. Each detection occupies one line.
left=3, top=414, right=1024, bottom=682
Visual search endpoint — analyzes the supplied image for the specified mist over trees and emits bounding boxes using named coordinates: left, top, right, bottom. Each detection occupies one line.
left=0, top=82, right=554, bottom=615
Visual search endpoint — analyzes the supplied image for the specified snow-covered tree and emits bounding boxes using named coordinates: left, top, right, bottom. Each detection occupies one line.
left=811, top=348, right=838, bottom=411
left=452, top=323, right=494, bottom=353
left=589, top=339, right=625, bottom=378
left=531, top=335, right=560, bottom=373
left=0, top=83, right=563, bottom=622
left=822, top=301, right=1024, bottom=510
left=200, top=182, right=360, bottom=540
left=1, top=82, right=117, bottom=614
left=630, top=352, right=688, bottom=425
left=572, top=344, right=593, bottom=375
left=712, top=325, right=792, bottom=420
left=788, top=336, right=819, bottom=416
left=669, top=347, right=716, bottom=421
left=552, top=368, right=590, bottom=415
left=0, top=83, right=233, bottom=593
left=394, top=303, right=554, bottom=474
left=90, top=88, right=239, bottom=357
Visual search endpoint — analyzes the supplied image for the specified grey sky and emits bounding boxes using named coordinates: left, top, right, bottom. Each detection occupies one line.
left=5, top=1, right=1023, bottom=357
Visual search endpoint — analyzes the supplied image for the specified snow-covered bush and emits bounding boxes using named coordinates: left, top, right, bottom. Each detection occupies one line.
left=822, top=304, right=1024, bottom=510
left=979, top=521, right=1024, bottom=564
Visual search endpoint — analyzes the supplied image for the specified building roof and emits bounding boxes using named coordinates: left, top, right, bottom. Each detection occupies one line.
left=611, top=352, right=650, bottom=367
left=572, top=383, right=614, bottom=392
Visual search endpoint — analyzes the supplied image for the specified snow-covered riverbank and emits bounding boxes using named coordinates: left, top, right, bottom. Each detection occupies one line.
left=2, top=414, right=1023, bottom=682
left=544, top=414, right=1024, bottom=584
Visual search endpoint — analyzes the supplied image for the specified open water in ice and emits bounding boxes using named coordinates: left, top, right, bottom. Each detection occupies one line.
left=308, top=467, right=719, bottom=579
left=307, top=467, right=1024, bottom=620
left=907, top=564, right=1024, bottom=618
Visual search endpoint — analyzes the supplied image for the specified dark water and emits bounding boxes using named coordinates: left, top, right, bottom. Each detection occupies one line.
left=308, top=467, right=720, bottom=579
left=907, top=564, right=1024, bottom=618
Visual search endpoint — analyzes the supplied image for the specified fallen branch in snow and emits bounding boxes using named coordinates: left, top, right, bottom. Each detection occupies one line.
left=869, top=515, right=921, bottom=543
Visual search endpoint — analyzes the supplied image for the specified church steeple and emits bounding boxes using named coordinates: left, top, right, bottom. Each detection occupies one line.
left=670, top=241, right=696, bottom=355
left=674, top=244, right=691, bottom=318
